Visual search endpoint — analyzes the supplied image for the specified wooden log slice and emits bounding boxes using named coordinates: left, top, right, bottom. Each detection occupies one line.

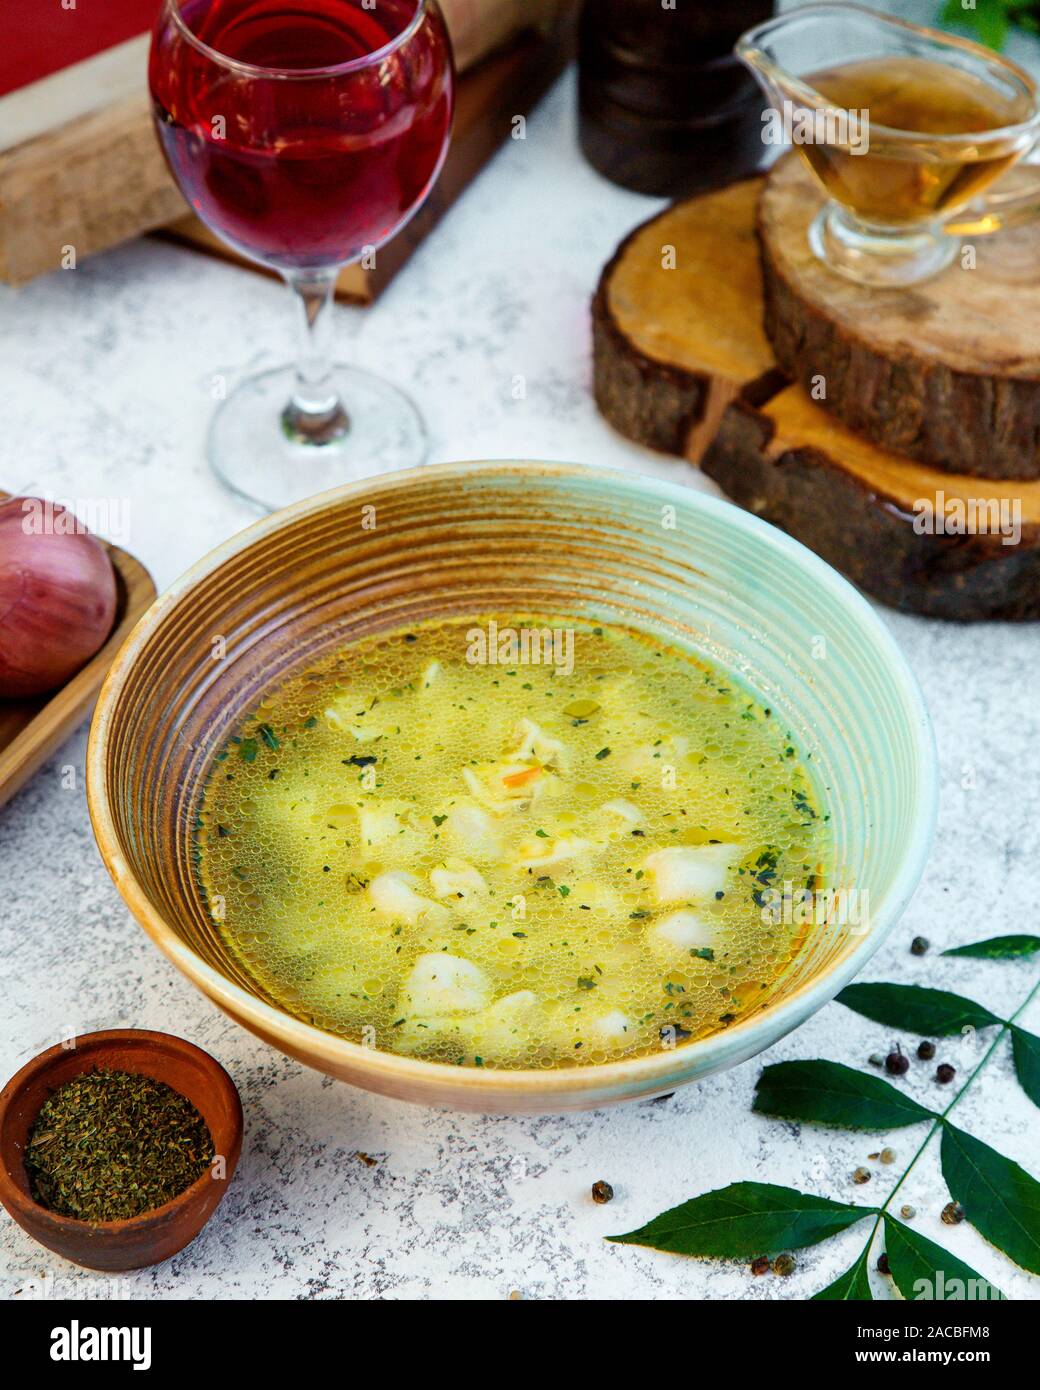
left=758, top=154, right=1040, bottom=481
left=703, top=388, right=1040, bottom=621
left=591, top=176, right=1040, bottom=620
left=592, top=178, right=781, bottom=459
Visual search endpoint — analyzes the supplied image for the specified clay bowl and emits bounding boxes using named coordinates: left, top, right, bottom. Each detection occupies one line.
left=0, top=1030, right=242, bottom=1271
left=86, top=462, right=937, bottom=1113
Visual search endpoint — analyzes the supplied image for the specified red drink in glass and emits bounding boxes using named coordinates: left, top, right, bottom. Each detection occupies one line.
left=150, top=0, right=453, bottom=270
left=148, top=0, right=454, bottom=510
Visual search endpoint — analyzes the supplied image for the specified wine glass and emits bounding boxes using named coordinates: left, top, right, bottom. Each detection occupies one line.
left=150, top=0, right=455, bottom=512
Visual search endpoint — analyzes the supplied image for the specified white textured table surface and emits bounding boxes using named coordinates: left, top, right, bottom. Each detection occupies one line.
left=2, top=65, right=1039, bottom=1302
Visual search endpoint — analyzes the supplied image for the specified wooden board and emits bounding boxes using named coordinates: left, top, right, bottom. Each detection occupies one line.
left=0, top=497, right=157, bottom=809
left=160, top=20, right=576, bottom=304
left=0, top=0, right=573, bottom=291
left=591, top=178, right=1040, bottom=621
left=0, top=42, right=185, bottom=286
left=759, top=155, right=1040, bottom=480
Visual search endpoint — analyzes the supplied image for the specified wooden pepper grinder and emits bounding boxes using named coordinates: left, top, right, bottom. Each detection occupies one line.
left=578, top=0, right=775, bottom=197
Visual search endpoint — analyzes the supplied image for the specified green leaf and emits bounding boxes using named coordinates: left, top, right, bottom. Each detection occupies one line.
left=884, top=1216, right=1004, bottom=1301
left=754, top=1060, right=936, bottom=1130
left=836, top=983, right=1002, bottom=1036
left=607, top=1182, right=871, bottom=1259
left=941, top=1123, right=1040, bottom=1274
left=1011, top=1026, right=1040, bottom=1109
left=941, top=0, right=1010, bottom=49
left=943, top=935, right=1040, bottom=960
left=813, top=1242, right=874, bottom=1300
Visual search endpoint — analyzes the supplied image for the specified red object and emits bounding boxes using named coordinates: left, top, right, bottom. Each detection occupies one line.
left=0, top=0, right=160, bottom=98
left=0, top=498, right=117, bottom=698
left=149, top=0, right=455, bottom=270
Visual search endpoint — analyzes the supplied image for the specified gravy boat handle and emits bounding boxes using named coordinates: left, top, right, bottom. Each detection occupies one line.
left=944, top=143, right=1040, bottom=236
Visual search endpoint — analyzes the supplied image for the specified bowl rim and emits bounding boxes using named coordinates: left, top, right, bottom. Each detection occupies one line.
left=0, top=1029, right=242, bottom=1236
left=86, top=460, right=939, bottom=1100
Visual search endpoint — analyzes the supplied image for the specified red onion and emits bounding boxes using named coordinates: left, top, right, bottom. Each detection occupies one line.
left=0, top=497, right=118, bottom=698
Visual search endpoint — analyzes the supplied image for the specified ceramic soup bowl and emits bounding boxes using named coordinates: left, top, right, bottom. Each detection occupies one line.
left=87, top=462, right=937, bottom=1112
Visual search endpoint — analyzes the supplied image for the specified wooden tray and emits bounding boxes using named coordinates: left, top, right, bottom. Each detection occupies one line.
left=0, top=495, right=157, bottom=808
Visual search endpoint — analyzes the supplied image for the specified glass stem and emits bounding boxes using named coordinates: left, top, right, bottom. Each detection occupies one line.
left=282, top=268, right=350, bottom=446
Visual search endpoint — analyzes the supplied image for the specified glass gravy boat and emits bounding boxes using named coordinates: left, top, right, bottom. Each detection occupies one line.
left=737, top=2, right=1040, bottom=286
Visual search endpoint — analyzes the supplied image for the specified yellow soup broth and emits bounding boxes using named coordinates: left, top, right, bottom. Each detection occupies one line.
left=196, top=617, right=831, bottom=1069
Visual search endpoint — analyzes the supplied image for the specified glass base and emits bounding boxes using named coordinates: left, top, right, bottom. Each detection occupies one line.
left=208, top=363, right=429, bottom=513
left=808, top=204, right=959, bottom=288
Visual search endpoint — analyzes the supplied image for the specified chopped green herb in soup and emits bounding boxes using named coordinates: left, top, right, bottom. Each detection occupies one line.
left=197, top=617, right=831, bottom=1069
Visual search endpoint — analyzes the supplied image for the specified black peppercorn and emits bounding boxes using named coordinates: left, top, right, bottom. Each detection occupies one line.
left=886, top=1047, right=910, bottom=1076
left=910, top=936, right=930, bottom=956
left=591, top=1180, right=614, bottom=1204
left=917, top=1040, right=936, bottom=1061
left=877, top=1253, right=890, bottom=1275
left=936, top=1063, right=956, bottom=1084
